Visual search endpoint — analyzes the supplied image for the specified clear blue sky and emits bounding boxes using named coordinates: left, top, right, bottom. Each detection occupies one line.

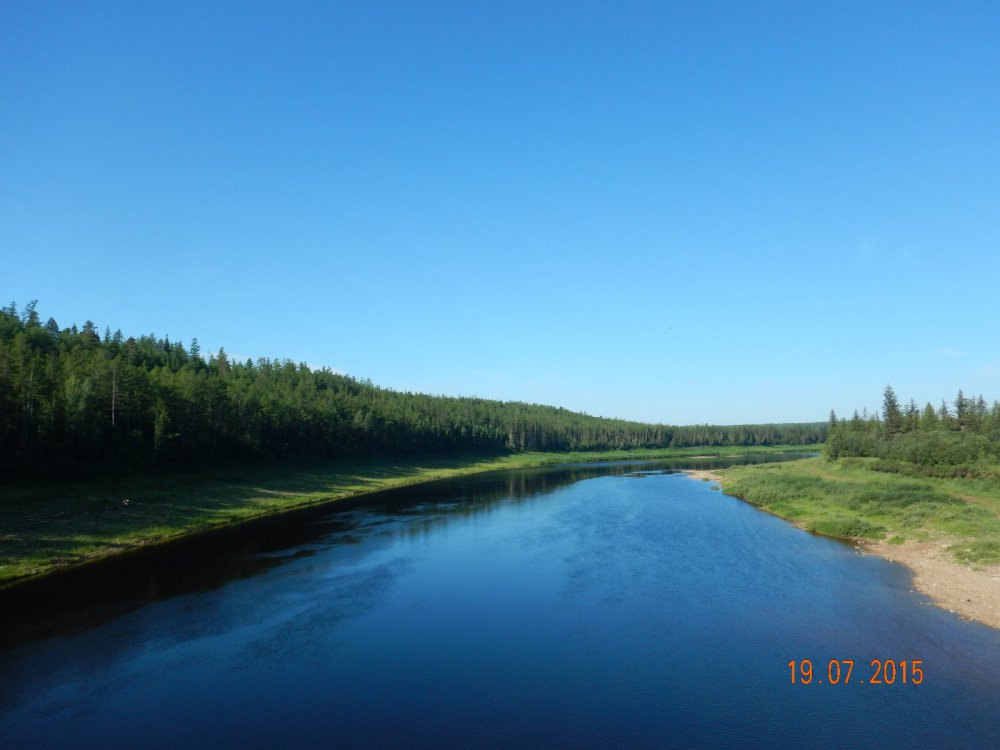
left=3, top=1, right=999, bottom=424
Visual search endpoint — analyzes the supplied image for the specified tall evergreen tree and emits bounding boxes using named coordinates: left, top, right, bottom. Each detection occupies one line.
left=882, top=385, right=903, bottom=437
left=919, top=402, right=939, bottom=430
left=937, top=400, right=951, bottom=426
left=905, top=399, right=919, bottom=432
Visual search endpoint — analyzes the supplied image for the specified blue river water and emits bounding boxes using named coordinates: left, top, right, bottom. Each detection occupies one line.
left=2, top=458, right=1000, bottom=748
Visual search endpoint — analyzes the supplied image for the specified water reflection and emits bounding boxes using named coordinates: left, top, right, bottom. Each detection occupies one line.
left=0, top=453, right=807, bottom=645
left=3, top=452, right=1000, bottom=750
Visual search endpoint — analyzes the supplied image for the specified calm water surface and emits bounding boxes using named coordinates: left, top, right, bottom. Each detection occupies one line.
left=3, top=456, right=1000, bottom=748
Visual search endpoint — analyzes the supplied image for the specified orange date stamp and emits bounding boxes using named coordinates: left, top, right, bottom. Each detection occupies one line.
left=788, top=659, right=923, bottom=685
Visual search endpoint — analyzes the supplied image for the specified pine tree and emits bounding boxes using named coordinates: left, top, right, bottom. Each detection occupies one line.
left=882, top=385, right=902, bottom=437
left=21, top=300, right=39, bottom=327
left=938, top=400, right=951, bottom=425
left=919, top=402, right=939, bottom=430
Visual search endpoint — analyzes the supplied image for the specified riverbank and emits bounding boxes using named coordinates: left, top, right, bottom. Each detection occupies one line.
left=717, top=457, right=1000, bottom=629
left=0, top=445, right=816, bottom=589
left=864, top=538, right=1000, bottom=628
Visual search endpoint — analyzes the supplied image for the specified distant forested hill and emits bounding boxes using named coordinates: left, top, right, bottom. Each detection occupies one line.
left=0, top=302, right=826, bottom=478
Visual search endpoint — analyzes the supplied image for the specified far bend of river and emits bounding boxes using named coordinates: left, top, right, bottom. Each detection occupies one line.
left=3, top=454, right=1000, bottom=749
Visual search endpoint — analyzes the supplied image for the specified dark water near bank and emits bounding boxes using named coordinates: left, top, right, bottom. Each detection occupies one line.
left=3, top=455, right=1000, bottom=748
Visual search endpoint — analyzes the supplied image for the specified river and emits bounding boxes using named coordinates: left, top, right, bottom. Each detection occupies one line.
left=2, top=455, right=1000, bottom=748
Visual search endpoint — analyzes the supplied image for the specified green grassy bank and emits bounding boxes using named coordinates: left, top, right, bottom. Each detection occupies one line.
left=0, top=444, right=817, bottom=588
left=720, top=456, right=1000, bottom=566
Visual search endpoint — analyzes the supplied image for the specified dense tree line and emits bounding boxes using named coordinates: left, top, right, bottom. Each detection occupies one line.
left=826, top=385, right=1000, bottom=477
left=0, top=302, right=826, bottom=479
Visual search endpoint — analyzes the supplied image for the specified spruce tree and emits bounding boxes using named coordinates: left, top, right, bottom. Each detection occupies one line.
left=882, top=385, right=903, bottom=437
left=919, top=402, right=939, bottom=430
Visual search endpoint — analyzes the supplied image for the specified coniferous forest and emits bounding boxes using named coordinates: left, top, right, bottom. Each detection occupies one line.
left=826, top=385, right=1000, bottom=477
left=0, top=302, right=826, bottom=479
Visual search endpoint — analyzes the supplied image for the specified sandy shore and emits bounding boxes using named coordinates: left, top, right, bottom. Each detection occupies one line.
left=683, top=470, right=1000, bottom=630
left=684, top=469, right=723, bottom=483
left=862, top=539, right=1000, bottom=630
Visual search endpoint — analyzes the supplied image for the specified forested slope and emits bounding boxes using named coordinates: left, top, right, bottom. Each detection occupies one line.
left=0, top=302, right=825, bottom=478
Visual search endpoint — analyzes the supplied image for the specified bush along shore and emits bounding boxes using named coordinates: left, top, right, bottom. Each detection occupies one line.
left=718, top=386, right=1000, bottom=629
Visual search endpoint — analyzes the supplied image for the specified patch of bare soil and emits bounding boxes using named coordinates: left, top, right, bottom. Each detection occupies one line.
left=684, top=469, right=722, bottom=483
